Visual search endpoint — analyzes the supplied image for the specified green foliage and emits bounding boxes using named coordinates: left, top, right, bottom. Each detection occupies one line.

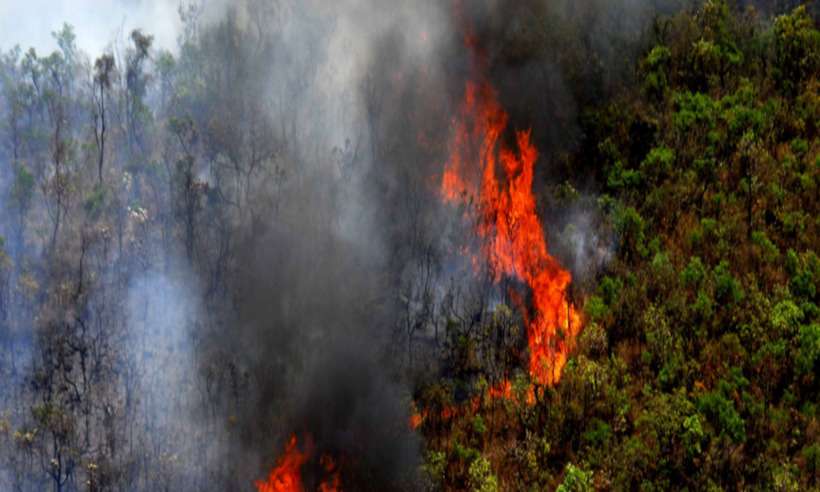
left=682, top=414, right=705, bottom=457
left=713, top=261, right=744, bottom=304
left=751, top=231, right=780, bottom=263
left=423, top=450, right=446, bottom=484
left=642, top=45, right=672, bottom=98
left=453, top=442, right=480, bottom=464
left=673, top=91, right=716, bottom=132
left=641, top=146, right=675, bottom=182
left=770, top=299, right=803, bottom=335
left=795, top=323, right=820, bottom=377
left=556, top=463, right=593, bottom=492
left=614, top=206, right=647, bottom=259
left=697, top=372, right=748, bottom=443
left=692, top=289, right=714, bottom=320
left=771, top=463, right=801, bottom=491
left=802, top=443, right=820, bottom=485
left=607, top=160, right=643, bottom=190
left=681, top=256, right=707, bottom=287
left=643, top=304, right=676, bottom=371
left=582, top=418, right=612, bottom=447
left=468, top=456, right=498, bottom=492
left=598, top=276, right=623, bottom=307
left=785, top=250, right=818, bottom=300
left=773, top=6, right=820, bottom=95
left=471, top=415, right=487, bottom=435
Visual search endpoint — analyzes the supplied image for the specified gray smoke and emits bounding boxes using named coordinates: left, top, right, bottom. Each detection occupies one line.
left=181, top=1, right=453, bottom=488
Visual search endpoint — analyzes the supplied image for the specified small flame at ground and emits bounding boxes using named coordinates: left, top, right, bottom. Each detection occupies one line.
left=255, top=435, right=308, bottom=492
left=255, top=434, right=341, bottom=492
left=317, top=455, right=341, bottom=492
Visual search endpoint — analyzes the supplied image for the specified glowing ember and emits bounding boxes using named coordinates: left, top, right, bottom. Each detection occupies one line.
left=256, top=434, right=341, bottom=492
left=440, top=79, right=582, bottom=388
left=317, top=455, right=341, bottom=492
left=410, top=378, right=537, bottom=429
left=409, top=412, right=424, bottom=430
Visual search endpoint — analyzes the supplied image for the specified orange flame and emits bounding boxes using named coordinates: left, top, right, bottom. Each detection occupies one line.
left=255, top=435, right=309, bottom=492
left=256, top=435, right=341, bottom=492
left=440, top=79, right=582, bottom=387
left=410, top=6, right=583, bottom=435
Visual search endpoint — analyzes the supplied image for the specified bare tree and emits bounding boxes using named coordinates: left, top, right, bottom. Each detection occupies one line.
left=93, top=55, right=115, bottom=186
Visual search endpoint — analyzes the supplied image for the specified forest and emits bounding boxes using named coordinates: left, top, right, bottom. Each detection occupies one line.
left=0, top=0, right=817, bottom=491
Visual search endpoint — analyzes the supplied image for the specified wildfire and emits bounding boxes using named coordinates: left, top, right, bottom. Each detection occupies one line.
left=255, top=434, right=341, bottom=492
left=440, top=70, right=582, bottom=390
left=410, top=5, right=585, bottom=434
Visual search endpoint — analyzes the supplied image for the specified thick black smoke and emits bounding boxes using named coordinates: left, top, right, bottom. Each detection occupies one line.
left=226, top=171, right=422, bottom=488
left=193, top=1, right=451, bottom=488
